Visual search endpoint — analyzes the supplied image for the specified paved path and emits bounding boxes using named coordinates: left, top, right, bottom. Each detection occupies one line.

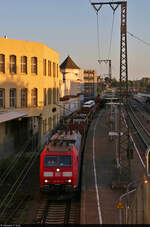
left=80, top=108, right=126, bottom=224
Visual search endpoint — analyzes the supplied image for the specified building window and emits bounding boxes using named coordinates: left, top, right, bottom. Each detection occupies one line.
left=31, top=57, right=37, bottom=74
left=53, top=62, right=56, bottom=77
left=43, top=59, right=46, bottom=76
left=48, top=88, right=52, bottom=104
left=31, top=88, right=38, bottom=107
left=10, top=55, right=16, bottom=74
left=0, top=54, right=5, bottom=73
left=43, top=88, right=46, bottom=106
left=53, top=88, right=56, bottom=104
left=48, top=60, right=51, bottom=76
left=10, top=88, right=16, bottom=107
left=21, top=56, right=27, bottom=74
left=0, top=88, right=5, bottom=107
left=21, top=88, right=27, bottom=107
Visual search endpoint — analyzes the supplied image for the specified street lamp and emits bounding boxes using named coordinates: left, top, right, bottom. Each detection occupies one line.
left=126, top=176, right=148, bottom=224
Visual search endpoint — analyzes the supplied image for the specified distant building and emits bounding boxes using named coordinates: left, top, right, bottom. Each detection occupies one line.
left=0, top=38, right=60, bottom=155
left=59, top=56, right=84, bottom=118
left=83, top=69, right=97, bottom=101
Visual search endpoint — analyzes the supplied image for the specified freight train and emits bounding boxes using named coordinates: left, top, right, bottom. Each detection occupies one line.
left=40, top=99, right=104, bottom=193
left=40, top=129, right=82, bottom=192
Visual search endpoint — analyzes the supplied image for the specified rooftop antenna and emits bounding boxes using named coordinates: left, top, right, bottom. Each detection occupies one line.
left=3, top=33, right=8, bottom=39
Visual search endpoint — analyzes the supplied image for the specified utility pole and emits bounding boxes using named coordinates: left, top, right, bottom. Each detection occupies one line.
left=91, top=1, right=131, bottom=187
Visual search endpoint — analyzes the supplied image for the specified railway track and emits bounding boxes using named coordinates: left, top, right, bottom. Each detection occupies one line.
left=128, top=103, right=150, bottom=149
left=0, top=153, right=40, bottom=224
left=4, top=194, right=31, bottom=224
left=34, top=198, right=80, bottom=224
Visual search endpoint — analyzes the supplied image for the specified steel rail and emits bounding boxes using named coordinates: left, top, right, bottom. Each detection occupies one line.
left=0, top=151, right=40, bottom=219
left=34, top=199, right=74, bottom=224
left=128, top=104, right=150, bottom=148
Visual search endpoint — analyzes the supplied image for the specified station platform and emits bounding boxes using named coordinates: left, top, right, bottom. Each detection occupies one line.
left=80, top=108, right=126, bottom=224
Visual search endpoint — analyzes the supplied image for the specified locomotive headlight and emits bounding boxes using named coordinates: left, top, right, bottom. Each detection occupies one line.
left=65, top=179, right=72, bottom=183
left=56, top=168, right=60, bottom=172
left=44, top=179, right=51, bottom=183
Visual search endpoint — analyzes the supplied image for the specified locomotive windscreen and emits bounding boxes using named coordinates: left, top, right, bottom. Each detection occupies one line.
left=44, top=155, right=72, bottom=167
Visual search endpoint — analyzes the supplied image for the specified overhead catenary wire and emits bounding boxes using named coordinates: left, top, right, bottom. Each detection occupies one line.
left=127, top=31, right=150, bottom=47
left=88, top=0, right=101, bottom=74
left=107, top=11, right=115, bottom=60
left=96, top=12, right=101, bottom=61
left=96, top=12, right=103, bottom=75
left=90, top=1, right=117, bottom=77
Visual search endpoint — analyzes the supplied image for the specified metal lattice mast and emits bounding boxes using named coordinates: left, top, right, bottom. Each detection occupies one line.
left=118, top=1, right=131, bottom=177
left=91, top=1, right=131, bottom=181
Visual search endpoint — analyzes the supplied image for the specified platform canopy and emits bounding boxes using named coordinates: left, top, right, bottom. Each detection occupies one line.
left=0, top=110, right=27, bottom=123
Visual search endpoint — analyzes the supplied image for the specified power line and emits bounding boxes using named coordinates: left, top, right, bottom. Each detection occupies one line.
left=107, top=11, right=115, bottom=60
left=90, top=1, right=118, bottom=76
left=127, top=31, right=150, bottom=47
left=96, top=12, right=101, bottom=60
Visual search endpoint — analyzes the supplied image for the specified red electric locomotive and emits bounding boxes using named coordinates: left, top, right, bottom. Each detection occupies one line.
left=40, top=130, right=82, bottom=192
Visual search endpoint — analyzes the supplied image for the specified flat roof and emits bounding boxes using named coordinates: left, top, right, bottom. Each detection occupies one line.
left=0, top=110, right=27, bottom=123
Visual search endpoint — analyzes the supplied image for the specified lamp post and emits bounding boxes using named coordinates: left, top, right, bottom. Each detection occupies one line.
left=117, top=187, right=136, bottom=224
left=117, top=175, right=148, bottom=224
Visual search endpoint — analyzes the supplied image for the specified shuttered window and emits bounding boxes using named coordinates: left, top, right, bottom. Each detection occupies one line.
left=31, top=57, right=37, bottom=74
left=0, top=54, right=5, bottom=73
left=21, top=56, right=27, bottom=74
left=10, top=55, right=16, bottom=74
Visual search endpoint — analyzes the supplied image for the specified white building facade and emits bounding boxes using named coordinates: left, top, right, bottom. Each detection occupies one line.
left=59, top=56, right=84, bottom=118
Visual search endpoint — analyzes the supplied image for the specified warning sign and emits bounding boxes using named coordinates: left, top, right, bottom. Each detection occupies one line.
left=117, top=200, right=124, bottom=209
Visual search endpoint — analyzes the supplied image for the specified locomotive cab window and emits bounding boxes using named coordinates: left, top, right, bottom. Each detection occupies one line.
left=59, top=155, right=72, bottom=167
left=45, top=156, right=57, bottom=167
left=44, top=155, right=72, bottom=167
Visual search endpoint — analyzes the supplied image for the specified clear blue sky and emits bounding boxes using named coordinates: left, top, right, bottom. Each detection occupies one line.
left=1, top=0, right=150, bottom=80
